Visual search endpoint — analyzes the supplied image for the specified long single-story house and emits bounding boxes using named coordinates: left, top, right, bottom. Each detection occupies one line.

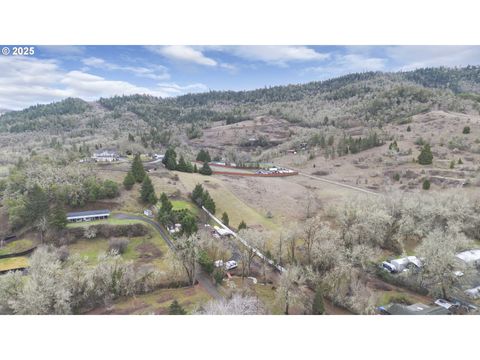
left=91, top=148, right=119, bottom=162
left=66, top=209, right=111, bottom=222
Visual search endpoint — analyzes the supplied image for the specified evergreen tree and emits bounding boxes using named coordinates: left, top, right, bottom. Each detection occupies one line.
left=312, top=287, right=325, bottom=315
left=202, top=191, right=216, bottom=214
left=140, top=175, right=157, bottom=204
left=450, top=160, right=455, bottom=169
left=463, top=126, right=471, bottom=134
left=196, top=149, right=211, bottom=163
left=157, top=192, right=173, bottom=225
left=422, top=179, right=431, bottom=190
left=180, top=214, right=198, bottom=237
left=199, top=162, right=213, bottom=175
left=221, top=212, right=229, bottom=226
left=25, top=184, right=49, bottom=223
left=131, top=154, right=146, bottom=183
left=169, top=300, right=186, bottom=315
left=407, top=125, right=411, bottom=132
left=163, top=148, right=177, bottom=170
left=193, top=164, right=198, bottom=173
left=49, top=204, right=67, bottom=230
left=238, top=220, right=247, bottom=230
left=458, top=158, right=463, bottom=165
left=123, top=171, right=135, bottom=190
left=417, top=144, right=433, bottom=165
left=191, top=184, right=205, bottom=206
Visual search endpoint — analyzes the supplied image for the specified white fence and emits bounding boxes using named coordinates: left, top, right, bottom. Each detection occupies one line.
left=202, top=206, right=286, bottom=273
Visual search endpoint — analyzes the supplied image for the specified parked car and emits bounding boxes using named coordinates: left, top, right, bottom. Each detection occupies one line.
left=434, top=299, right=458, bottom=310
left=381, top=261, right=397, bottom=273
left=225, top=260, right=238, bottom=270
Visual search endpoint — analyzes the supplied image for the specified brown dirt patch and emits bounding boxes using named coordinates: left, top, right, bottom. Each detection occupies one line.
left=136, top=242, right=162, bottom=261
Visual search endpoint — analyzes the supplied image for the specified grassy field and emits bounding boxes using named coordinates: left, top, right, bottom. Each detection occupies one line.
left=68, top=222, right=170, bottom=271
left=176, top=172, right=281, bottom=235
left=0, top=239, right=35, bottom=256
left=91, top=285, right=212, bottom=314
left=170, top=199, right=200, bottom=216
left=220, top=277, right=283, bottom=314
left=0, top=256, right=29, bottom=272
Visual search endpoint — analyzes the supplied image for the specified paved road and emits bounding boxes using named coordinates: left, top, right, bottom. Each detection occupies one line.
left=114, top=213, right=223, bottom=300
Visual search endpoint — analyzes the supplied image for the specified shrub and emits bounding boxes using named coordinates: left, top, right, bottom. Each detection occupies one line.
left=463, top=126, right=471, bottom=134
left=169, top=300, right=186, bottom=315
left=393, top=173, right=400, bottom=181
left=422, top=179, right=431, bottom=190
left=108, top=238, right=129, bottom=254
left=198, top=250, right=214, bottom=275
left=84, top=226, right=97, bottom=239
left=417, top=144, right=433, bottom=165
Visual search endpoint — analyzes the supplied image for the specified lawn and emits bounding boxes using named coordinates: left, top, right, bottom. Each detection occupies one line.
left=170, top=199, right=200, bottom=216
left=0, top=239, right=35, bottom=256
left=67, top=217, right=144, bottom=228
left=0, top=256, right=29, bottom=272
left=68, top=223, right=170, bottom=271
left=93, top=285, right=212, bottom=314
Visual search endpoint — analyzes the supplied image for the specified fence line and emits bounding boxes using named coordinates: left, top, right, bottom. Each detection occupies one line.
left=201, top=206, right=286, bottom=273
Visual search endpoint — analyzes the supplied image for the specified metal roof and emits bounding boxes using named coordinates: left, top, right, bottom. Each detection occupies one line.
left=456, top=249, right=480, bottom=264
left=67, top=209, right=111, bottom=219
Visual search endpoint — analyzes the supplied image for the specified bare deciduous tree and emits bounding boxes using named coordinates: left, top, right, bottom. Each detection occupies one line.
left=275, top=266, right=305, bottom=315
left=198, top=293, right=266, bottom=315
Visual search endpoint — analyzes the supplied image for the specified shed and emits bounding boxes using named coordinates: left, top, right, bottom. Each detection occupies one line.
left=66, top=209, right=111, bottom=222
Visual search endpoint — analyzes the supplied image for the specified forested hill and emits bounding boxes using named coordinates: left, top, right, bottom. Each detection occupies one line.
left=1, top=66, right=480, bottom=133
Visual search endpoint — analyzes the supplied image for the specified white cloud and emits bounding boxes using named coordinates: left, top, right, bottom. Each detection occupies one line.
left=221, top=46, right=330, bottom=66
left=148, top=45, right=218, bottom=67
left=303, top=52, right=387, bottom=79
left=82, top=57, right=170, bottom=80
left=0, top=56, right=207, bottom=110
left=385, top=46, right=480, bottom=70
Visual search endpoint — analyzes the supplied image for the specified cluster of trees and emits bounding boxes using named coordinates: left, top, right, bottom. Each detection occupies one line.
left=0, top=98, right=91, bottom=133
left=336, top=132, right=383, bottom=156
left=123, top=154, right=157, bottom=205
left=270, top=191, right=480, bottom=313
left=0, top=246, right=162, bottom=314
left=196, top=149, right=211, bottom=163
left=3, top=162, right=119, bottom=231
left=157, top=193, right=198, bottom=236
left=191, top=184, right=216, bottom=214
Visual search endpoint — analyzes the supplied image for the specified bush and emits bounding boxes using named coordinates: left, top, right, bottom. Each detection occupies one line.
left=422, top=179, right=431, bottom=190
left=169, top=300, right=186, bottom=315
left=198, top=250, right=214, bottom=275
left=108, top=238, right=129, bottom=254
left=417, top=144, right=433, bottom=165
left=463, top=126, right=471, bottom=134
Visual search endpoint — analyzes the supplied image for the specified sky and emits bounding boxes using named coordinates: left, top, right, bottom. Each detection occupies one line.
left=1, top=45, right=480, bottom=110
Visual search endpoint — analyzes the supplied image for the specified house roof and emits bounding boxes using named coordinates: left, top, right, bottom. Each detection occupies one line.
left=456, top=249, right=480, bottom=264
left=382, top=303, right=450, bottom=315
left=67, top=209, right=111, bottom=219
